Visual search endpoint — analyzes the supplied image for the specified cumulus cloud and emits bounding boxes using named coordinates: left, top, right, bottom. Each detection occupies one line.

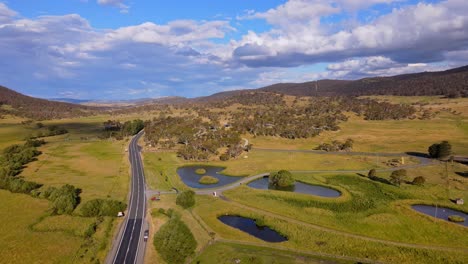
left=97, top=0, right=129, bottom=13
left=233, top=0, right=468, bottom=67
left=0, top=3, right=17, bottom=23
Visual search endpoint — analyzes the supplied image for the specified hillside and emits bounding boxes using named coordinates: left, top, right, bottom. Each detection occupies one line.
left=0, top=86, right=94, bottom=119
left=259, top=65, right=468, bottom=98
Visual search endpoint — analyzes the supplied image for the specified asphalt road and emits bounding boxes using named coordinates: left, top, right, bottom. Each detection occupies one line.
left=112, top=131, right=146, bottom=264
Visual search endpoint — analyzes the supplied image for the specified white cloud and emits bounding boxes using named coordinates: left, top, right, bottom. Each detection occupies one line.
left=0, top=2, right=17, bottom=23
left=97, top=0, right=129, bottom=13
left=233, top=0, right=468, bottom=67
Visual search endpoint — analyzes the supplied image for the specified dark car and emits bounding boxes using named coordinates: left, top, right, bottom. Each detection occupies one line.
left=143, top=230, right=149, bottom=242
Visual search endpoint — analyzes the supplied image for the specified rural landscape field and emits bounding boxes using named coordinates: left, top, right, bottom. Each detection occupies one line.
left=1, top=1, right=468, bottom=264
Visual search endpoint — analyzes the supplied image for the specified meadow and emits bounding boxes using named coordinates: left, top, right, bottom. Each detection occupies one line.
left=0, top=115, right=130, bottom=263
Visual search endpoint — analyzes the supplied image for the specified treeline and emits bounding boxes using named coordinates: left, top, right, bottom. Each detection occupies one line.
left=80, top=199, right=127, bottom=217
left=103, top=119, right=144, bottom=139
left=28, top=124, right=68, bottom=139
left=0, top=139, right=45, bottom=177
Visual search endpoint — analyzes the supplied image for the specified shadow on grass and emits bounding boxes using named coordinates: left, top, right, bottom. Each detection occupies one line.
left=356, top=173, right=393, bottom=185
left=455, top=171, right=468, bottom=178
left=405, top=151, right=430, bottom=158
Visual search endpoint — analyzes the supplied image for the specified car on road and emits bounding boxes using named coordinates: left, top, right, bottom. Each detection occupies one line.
left=144, top=230, right=149, bottom=242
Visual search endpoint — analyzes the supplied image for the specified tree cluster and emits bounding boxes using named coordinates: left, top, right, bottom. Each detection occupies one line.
left=80, top=199, right=127, bottom=217
left=153, top=215, right=197, bottom=264
left=316, top=139, right=354, bottom=152
left=269, top=170, right=295, bottom=188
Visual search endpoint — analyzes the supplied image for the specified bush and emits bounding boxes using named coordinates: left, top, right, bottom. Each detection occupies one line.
left=269, top=170, right=295, bottom=187
left=176, top=190, right=195, bottom=209
left=219, top=153, right=230, bottom=161
left=368, top=169, right=376, bottom=177
left=153, top=216, right=197, bottom=264
left=81, top=199, right=127, bottom=217
left=412, top=176, right=426, bottom=186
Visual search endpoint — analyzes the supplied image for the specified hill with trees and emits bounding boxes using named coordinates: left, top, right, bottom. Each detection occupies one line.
left=0, top=85, right=96, bottom=119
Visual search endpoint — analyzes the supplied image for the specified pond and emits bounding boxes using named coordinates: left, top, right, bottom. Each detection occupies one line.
left=247, top=177, right=341, bottom=197
left=177, top=166, right=241, bottom=189
left=412, top=205, right=467, bottom=227
left=218, top=215, right=288, bottom=242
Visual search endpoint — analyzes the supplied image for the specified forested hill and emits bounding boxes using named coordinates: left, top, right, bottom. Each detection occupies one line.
left=260, top=65, right=468, bottom=98
left=0, top=86, right=94, bottom=119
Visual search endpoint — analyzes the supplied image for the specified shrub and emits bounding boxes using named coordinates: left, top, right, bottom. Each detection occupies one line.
left=428, top=141, right=452, bottom=160
left=153, top=216, right=197, bottom=264
left=368, top=169, right=376, bottom=177
left=269, top=170, right=295, bottom=187
left=412, top=176, right=426, bottom=186
left=198, top=175, right=219, bottom=185
left=219, top=153, right=230, bottom=161
left=176, top=190, right=195, bottom=209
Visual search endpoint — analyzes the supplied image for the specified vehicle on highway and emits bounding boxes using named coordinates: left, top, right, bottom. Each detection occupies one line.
left=144, top=230, right=149, bottom=242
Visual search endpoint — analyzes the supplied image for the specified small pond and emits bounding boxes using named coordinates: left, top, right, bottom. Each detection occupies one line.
left=247, top=177, right=341, bottom=197
left=218, top=215, right=287, bottom=242
left=412, top=205, right=467, bottom=227
left=177, top=166, right=241, bottom=189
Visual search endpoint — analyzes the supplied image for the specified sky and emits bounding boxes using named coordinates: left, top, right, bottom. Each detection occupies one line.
left=0, top=0, right=467, bottom=99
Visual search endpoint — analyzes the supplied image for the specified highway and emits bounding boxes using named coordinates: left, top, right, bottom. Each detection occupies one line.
left=112, top=131, right=146, bottom=264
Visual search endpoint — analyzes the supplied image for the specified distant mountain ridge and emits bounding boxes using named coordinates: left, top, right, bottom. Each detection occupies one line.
left=258, top=65, right=468, bottom=98
left=1, top=65, right=467, bottom=119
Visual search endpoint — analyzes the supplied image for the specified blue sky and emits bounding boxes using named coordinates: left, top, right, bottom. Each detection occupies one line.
left=0, top=0, right=467, bottom=99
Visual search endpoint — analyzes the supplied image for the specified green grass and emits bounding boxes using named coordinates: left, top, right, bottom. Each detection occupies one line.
left=193, top=242, right=351, bottom=264
left=223, top=173, right=468, bottom=247
left=0, top=190, right=82, bottom=263
left=0, top=115, right=131, bottom=263
left=194, top=195, right=467, bottom=264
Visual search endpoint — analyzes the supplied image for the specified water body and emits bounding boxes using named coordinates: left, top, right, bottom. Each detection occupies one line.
left=412, top=205, right=467, bottom=227
left=218, top=215, right=287, bottom=242
left=177, top=166, right=241, bottom=189
left=248, top=177, right=341, bottom=197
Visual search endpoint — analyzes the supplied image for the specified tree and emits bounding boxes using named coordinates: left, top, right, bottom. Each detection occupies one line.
left=368, top=169, right=376, bottom=178
left=428, top=141, right=452, bottom=160
left=412, top=176, right=426, bottom=186
left=176, top=190, right=195, bottom=209
left=154, top=216, right=197, bottom=264
left=438, top=141, right=452, bottom=160
left=269, top=170, right=295, bottom=187
left=390, top=169, right=407, bottom=186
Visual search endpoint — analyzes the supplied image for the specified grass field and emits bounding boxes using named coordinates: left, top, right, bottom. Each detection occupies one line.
left=193, top=195, right=468, bottom=264
left=193, top=242, right=351, bottom=264
left=0, top=115, right=131, bottom=263
left=223, top=171, right=467, bottom=247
